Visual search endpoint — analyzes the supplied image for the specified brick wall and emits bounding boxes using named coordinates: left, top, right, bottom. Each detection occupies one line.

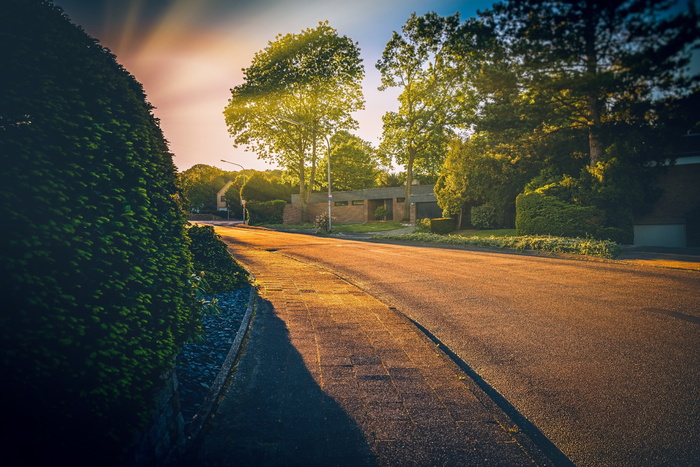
left=285, top=203, right=369, bottom=224
left=283, top=204, right=302, bottom=224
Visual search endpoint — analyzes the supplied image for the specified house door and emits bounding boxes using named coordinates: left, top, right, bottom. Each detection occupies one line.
left=416, top=202, right=441, bottom=220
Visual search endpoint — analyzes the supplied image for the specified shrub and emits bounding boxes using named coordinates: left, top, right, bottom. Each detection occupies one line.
left=375, top=206, right=389, bottom=220
left=314, top=211, right=337, bottom=233
left=377, top=233, right=621, bottom=259
left=186, top=225, right=249, bottom=294
left=516, top=191, right=630, bottom=243
left=414, top=218, right=431, bottom=232
left=471, top=205, right=498, bottom=229
left=430, top=217, right=455, bottom=234
left=1, top=1, right=199, bottom=463
left=246, top=199, right=287, bottom=225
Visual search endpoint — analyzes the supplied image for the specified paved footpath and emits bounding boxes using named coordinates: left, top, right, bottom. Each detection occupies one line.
left=190, top=234, right=554, bottom=466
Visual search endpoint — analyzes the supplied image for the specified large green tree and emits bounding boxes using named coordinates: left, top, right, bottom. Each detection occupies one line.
left=318, top=131, right=379, bottom=191
left=486, top=0, right=699, bottom=166
left=376, top=12, right=487, bottom=220
left=436, top=0, right=699, bottom=234
left=178, top=164, right=231, bottom=211
left=224, top=22, right=364, bottom=220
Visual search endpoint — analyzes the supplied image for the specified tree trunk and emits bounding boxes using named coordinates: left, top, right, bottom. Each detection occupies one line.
left=583, top=1, right=603, bottom=166
left=588, top=118, right=603, bottom=166
left=308, top=138, right=317, bottom=197
left=298, top=159, right=308, bottom=222
left=404, top=148, right=415, bottom=222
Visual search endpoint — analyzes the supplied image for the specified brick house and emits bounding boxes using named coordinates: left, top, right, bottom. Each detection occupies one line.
left=634, top=133, right=700, bottom=247
left=283, top=185, right=440, bottom=224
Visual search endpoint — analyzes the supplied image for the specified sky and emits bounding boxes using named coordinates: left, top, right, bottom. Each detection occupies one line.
left=53, top=0, right=498, bottom=173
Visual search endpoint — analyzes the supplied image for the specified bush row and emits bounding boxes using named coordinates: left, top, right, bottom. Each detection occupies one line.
left=187, top=224, right=249, bottom=295
left=516, top=191, right=631, bottom=244
left=379, top=232, right=621, bottom=259
left=246, top=199, right=287, bottom=225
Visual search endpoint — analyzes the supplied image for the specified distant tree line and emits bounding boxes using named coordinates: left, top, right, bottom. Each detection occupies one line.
left=177, top=157, right=407, bottom=220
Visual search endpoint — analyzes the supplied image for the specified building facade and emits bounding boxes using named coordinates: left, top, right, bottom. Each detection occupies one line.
left=283, top=185, right=440, bottom=224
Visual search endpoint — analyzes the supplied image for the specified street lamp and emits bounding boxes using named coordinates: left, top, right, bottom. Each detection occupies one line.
left=221, top=159, right=247, bottom=224
left=221, top=159, right=245, bottom=170
left=277, top=117, right=332, bottom=233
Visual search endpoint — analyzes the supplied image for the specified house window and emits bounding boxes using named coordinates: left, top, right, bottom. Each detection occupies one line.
left=352, top=200, right=365, bottom=205
left=396, top=197, right=405, bottom=203
left=220, top=196, right=226, bottom=202
left=334, top=201, right=349, bottom=206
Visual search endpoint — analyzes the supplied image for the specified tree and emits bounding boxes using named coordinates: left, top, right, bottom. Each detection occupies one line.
left=318, top=131, right=379, bottom=191
left=437, top=1, right=699, bottom=235
left=1, top=1, right=198, bottom=462
left=240, top=172, right=292, bottom=202
left=178, top=164, right=231, bottom=211
left=224, top=22, right=364, bottom=221
left=487, top=0, right=700, bottom=166
left=376, top=12, right=488, bottom=220
left=222, top=173, right=248, bottom=219
left=435, top=135, right=535, bottom=228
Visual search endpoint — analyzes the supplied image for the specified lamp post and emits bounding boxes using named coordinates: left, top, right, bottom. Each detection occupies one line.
left=277, top=117, right=332, bottom=233
left=221, top=159, right=247, bottom=224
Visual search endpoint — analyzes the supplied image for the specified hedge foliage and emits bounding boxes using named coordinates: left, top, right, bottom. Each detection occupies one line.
left=246, top=199, right=287, bottom=225
left=187, top=225, right=249, bottom=295
left=471, top=205, right=498, bottom=229
left=516, top=191, right=631, bottom=244
left=380, top=233, right=621, bottom=259
left=1, top=1, right=199, bottom=463
left=429, top=217, right=456, bottom=234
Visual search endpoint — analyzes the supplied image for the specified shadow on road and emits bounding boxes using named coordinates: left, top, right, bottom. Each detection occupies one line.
left=188, top=298, right=377, bottom=466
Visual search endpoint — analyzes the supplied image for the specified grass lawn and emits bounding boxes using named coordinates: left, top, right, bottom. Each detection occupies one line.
left=267, top=220, right=406, bottom=233
left=454, top=229, right=517, bottom=238
left=335, top=221, right=405, bottom=233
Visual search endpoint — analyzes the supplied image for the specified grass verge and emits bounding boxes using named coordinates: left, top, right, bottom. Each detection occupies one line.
left=376, top=232, right=621, bottom=259
left=267, top=221, right=405, bottom=233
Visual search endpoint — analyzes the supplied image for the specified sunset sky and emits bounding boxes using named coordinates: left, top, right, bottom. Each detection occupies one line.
left=53, top=0, right=497, bottom=173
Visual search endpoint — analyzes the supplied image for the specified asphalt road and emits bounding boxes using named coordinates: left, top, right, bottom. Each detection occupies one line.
left=216, top=225, right=700, bottom=466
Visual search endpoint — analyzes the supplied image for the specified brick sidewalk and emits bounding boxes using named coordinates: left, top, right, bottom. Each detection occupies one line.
left=192, top=243, right=553, bottom=466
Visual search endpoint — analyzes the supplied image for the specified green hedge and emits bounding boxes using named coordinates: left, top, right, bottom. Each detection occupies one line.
left=1, top=1, right=199, bottom=463
left=246, top=199, right=287, bottom=225
left=471, top=205, right=498, bottom=229
left=516, top=191, right=630, bottom=243
left=429, top=217, right=456, bottom=234
left=414, top=218, right=431, bottom=232
left=187, top=224, right=249, bottom=294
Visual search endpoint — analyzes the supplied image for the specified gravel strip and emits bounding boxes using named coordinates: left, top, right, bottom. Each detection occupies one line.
left=175, top=289, right=249, bottom=425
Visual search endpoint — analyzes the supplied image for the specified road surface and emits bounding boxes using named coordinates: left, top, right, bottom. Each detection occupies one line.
left=215, top=225, right=700, bottom=466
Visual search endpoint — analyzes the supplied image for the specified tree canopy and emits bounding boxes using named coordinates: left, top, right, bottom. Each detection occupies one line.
left=485, top=0, right=699, bottom=165
left=178, top=164, right=232, bottom=211
left=376, top=12, right=492, bottom=220
left=224, top=22, right=364, bottom=220
left=434, top=0, right=699, bottom=234
left=318, top=131, right=380, bottom=191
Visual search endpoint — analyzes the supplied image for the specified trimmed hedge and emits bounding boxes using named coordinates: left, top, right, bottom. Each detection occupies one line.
left=471, top=205, right=498, bottom=229
left=516, top=191, right=630, bottom=243
left=414, top=218, right=431, bottom=232
left=187, top=224, right=249, bottom=294
left=1, top=1, right=199, bottom=463
left=246, top=199, right=287, bottom=225
left=429, top=217, right=456, bottom=234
